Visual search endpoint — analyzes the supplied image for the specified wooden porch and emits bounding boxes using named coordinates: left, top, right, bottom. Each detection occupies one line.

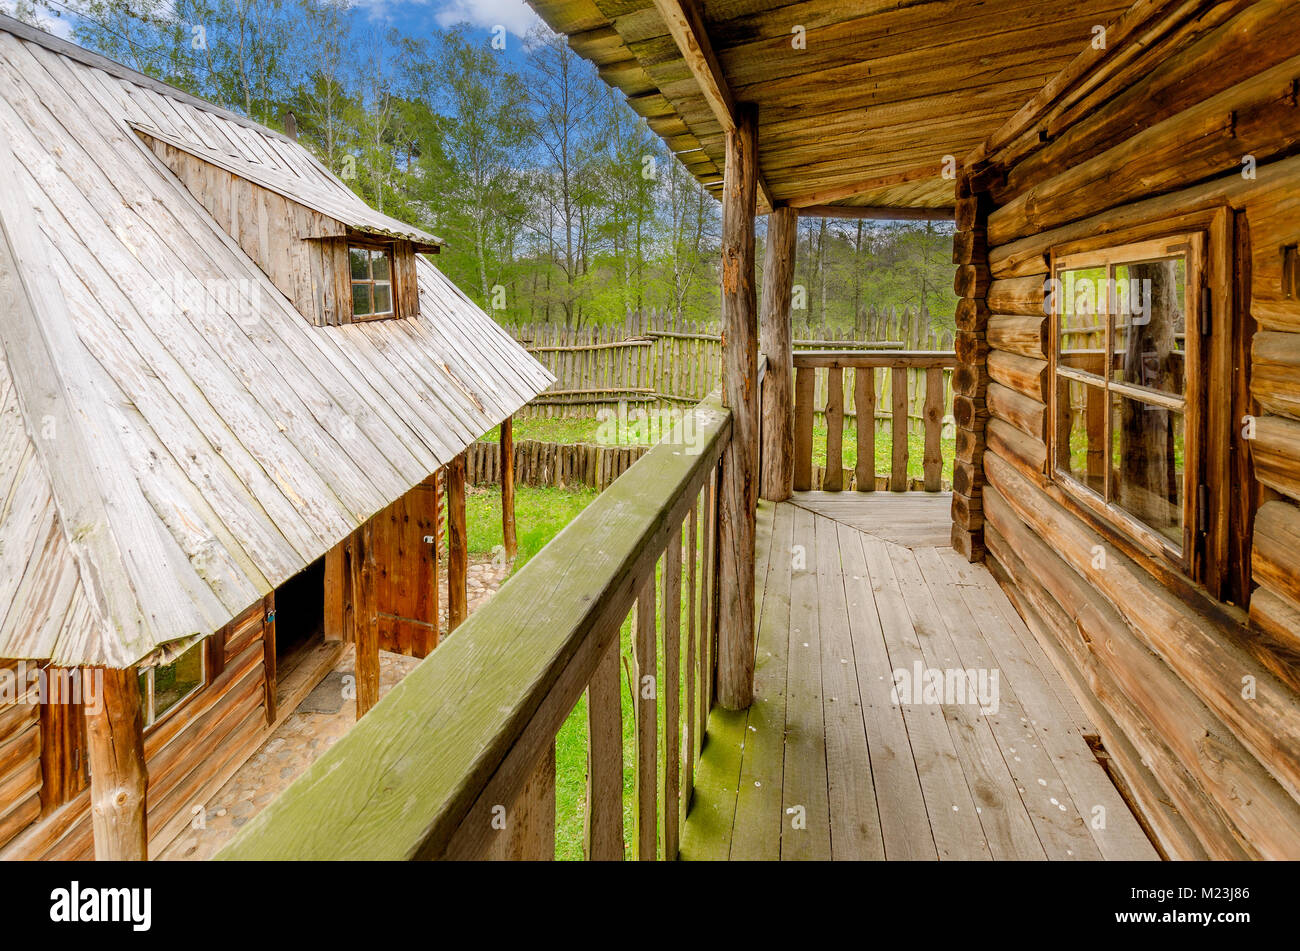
left=681, top=492, right=1158, bottom=861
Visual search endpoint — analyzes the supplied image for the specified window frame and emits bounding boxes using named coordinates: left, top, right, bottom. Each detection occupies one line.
left=348, top=242, right=397, bottom=321
left=1046, top=215, right=1227, bottom=585
left=138, top=641, right=207, bottom=731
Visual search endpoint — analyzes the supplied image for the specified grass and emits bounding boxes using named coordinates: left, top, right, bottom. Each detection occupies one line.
left=466, top=482, right=701, bottom=860
left=484, top=414, right=956, bottom=485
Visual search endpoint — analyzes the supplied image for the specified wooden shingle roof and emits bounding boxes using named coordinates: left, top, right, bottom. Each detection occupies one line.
left=0, top=16, right=552, bottom=667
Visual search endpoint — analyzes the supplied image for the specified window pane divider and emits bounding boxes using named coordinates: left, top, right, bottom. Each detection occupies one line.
left=1107, top=380, right=1185, bottom=412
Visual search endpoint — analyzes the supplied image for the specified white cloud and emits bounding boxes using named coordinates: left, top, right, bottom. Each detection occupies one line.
left=0, top=1, right=76, bottom=39
left=432, top=0, right=543, bottom=38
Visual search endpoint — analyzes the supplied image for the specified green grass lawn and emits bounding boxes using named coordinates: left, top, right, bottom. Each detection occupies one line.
left=484, top=414, right=955, bottom=485
left=466, top=483, right=699, bottom=860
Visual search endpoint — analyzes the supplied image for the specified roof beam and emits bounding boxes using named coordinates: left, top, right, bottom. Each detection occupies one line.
left=651, top=0, right=775, bottom=213
left=797, top=205, right=955, bottom=221
left=786, top=162, right=947, bottom=209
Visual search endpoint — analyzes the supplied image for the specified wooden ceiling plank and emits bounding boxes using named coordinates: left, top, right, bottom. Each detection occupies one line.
left=651, top=0, right=775, bottom=211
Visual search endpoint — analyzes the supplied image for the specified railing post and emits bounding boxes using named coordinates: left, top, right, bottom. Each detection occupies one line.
left=760, top=205, right=797, bottom=501
left=717, top=102, right=758, bottom=711
left=448, top=452, right=468, bottom=631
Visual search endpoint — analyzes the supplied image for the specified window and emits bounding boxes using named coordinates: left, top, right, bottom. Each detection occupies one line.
left=138, top=641, right=205, bottom=727
left=350, top=245, right=394, bottom=319
left=1049, top=231, right=1209, bottom=570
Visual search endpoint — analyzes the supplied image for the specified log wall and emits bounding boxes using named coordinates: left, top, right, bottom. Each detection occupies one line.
left=0, top=602, right=271, bottom=860
left=967, top=0, right=1300, bottom=859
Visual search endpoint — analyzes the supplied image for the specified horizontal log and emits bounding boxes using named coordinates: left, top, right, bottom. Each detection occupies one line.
left=986, top=543, right=1211, bottom=860
left=952, top=393, right=985, bottom=430
left=955, top=196, right=980, bottom=232
left=954, top=297, right=990, bottom=332
left=1253, top=414, right=1300, bottom=503
left=950, top=490, right=983, bottom=531
left=1252, top=331, right=1300, bottom=420
left=987, top=314, right=1047, bottom=359
left=953, top=330, right=989, bottom=365
left=951, top=228, right=988, bottom=266
left=983, top=512, right=1269, bottom=859
left=989, top=53, right=1300, bottom=245
left=1250, top=586, right=1300, bottom=655
left=1253, top=298, right=1300, bottom=334
left=954, top=263, right=991, bottom=299
left=986, top=452, right=1300, bottom=807
left=954, top=425, right=986, bottom=464
left=952, top=362, right=989, bottom=399
left=1253, top=500, right=1300, bottom=608
left=952, top=458, right=983, bottom=497
left=986, top=417, right=1046, bottom=475
left=987, top=276, right=1047, bottom=316
left=988, top=349, right=1048, bottom=402
left=987, top=381, right=1046, bottom=440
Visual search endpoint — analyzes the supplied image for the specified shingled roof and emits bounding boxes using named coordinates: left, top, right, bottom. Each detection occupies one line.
left=0, top=15, right=552, bottom=668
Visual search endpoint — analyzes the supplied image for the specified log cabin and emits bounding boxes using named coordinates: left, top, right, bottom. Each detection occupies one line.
left=0, top=14, right=551, bottom=860
left=65, top=0, right=1300, bottom=862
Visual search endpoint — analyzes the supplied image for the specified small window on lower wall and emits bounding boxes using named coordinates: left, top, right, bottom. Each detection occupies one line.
left=138, top=641, right=205, bottom=728
left=350, top=245, right=394, bottom=319
left=1049, top=231, right=1206, bottom=572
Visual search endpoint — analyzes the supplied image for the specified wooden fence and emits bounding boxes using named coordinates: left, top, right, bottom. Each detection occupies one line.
left=468, top=439, right=648, bottom=492
left=507, top=307, right=953, bottom=426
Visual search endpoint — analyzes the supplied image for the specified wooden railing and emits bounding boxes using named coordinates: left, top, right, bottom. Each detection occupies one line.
left=216, top=393, right=731, bottom=861
left=793, top=350, right=957, bottom=493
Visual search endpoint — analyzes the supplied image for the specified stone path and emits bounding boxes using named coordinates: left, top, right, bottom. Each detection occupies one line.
left=158, top=555, right=510, bottom=861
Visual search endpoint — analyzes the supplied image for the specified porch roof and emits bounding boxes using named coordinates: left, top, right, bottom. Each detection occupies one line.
left=528, top=0, right=1131, bottom=213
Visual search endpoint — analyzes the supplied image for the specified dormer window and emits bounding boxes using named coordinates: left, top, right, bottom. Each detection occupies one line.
left=350, top=246, right=395, bottom=320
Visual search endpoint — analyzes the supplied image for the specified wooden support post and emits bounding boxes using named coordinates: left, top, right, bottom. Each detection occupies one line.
left=501, top=416, right=517, bottom=560
left=352, top=522, right=380, bottom=719
left=716, top=103, right=759, bottom=711
left=634, top=576, right=658, bottom=859
left=83, top=666, right=147, bottom=860
left=760, top=205, right=797, bottom=501
left=448, top=452, right=469, bottom=631
left=485, top=744, right=556, bottom=860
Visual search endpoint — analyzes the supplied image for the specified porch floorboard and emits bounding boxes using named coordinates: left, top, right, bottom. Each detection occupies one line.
left=680, top=493, right=1160, bottom=861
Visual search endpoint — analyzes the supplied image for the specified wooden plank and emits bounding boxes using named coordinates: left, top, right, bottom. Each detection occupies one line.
left=634, top=574, right=658, bottom=860
left=584, top=640, right=623, bottom=860
left=854, top=366, right=876, bottom=492
left=923, top=366, right=944, bottom=491
left=501, top=416, right=517, bottom=559
left=814, top=514, right=884, bottom=859
left=780, top=506, right=832, bottom=859
left=730, top=501, right=791, bottom=860
left=858, top=533, right=992, bottom=859
left=891, top=368, right=908, bottom=492
left=352, top=522, right=379, bottom=719
left=793, top=365, right=815, bottom=491
left=662, top=523, right=683, bottom=859
left=824, top=366, right=844, bottom=491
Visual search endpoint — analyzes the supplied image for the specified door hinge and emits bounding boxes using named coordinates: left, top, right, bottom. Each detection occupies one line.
left=1200, top=286, right=1212, bottom=336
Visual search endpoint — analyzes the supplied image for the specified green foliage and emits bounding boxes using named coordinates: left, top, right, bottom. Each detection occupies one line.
left=44, top=0, right=956, bottom=332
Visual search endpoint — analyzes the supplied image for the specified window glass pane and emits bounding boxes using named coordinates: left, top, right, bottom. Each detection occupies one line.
left=152, top=643, right=204, bottom=720
left=1056, top=266, right=1108, bottom=376
left=1055, top=375, right=1106, bottom=496
left=349, top=248, right=370, bottom=280
left=1111, top=394, right=1184, bottom=545
left=372, top=282, right=392, bottom=315
left=1112, top=258, right=1186, bottom=396
left=352, top=282, right=372, bottom=316
left=371, top=253, right=391, bottom=281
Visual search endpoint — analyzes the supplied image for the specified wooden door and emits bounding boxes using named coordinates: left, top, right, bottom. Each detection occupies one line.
left=373, top=475, right=440, bottom=658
